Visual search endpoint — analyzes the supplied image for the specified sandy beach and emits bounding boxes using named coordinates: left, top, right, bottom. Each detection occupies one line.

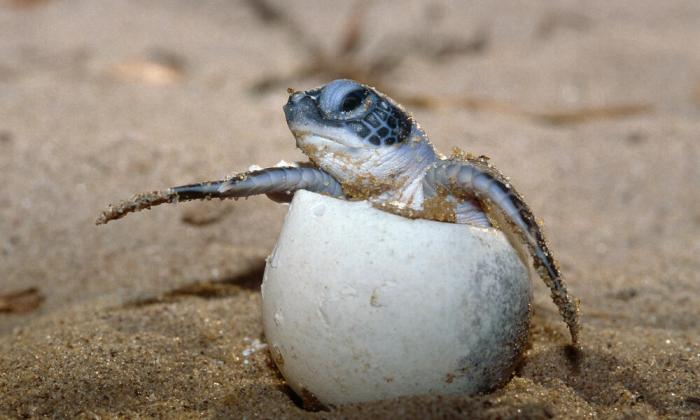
left=1, top=0, right=699, bottom=417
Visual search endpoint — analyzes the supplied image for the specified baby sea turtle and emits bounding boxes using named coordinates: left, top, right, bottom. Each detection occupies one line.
left=97, top=79, right=580, bottom=345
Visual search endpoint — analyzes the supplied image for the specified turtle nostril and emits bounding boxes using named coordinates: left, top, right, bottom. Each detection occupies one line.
left=284, top=93, right=320, bottom=125
left=289, top=92, right=306, bottom=104
left=284, top=93, right=306, bottom=120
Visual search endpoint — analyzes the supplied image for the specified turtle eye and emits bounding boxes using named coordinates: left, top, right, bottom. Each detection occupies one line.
left=340, top=89, right=367, bottom=113
left=317, top=80, right=372, bottom=120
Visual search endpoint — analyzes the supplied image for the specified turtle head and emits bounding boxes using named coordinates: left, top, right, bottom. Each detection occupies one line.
left=283, top=79, right=436, bottom=197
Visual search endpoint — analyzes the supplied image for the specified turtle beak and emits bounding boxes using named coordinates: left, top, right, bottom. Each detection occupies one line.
left=284, top=91, right=324, bottom=135
left=283, top=91, right=306, bottom=124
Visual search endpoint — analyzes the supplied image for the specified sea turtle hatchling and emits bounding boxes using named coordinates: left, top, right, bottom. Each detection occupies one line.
left=97, top=79, right=581, bottom=345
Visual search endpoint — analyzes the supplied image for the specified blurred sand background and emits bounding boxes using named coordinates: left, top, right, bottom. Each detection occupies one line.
left=0, top=0, right=699, bottom=417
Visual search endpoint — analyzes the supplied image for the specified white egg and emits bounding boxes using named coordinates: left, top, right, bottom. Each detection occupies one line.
left=262, top=190, right=532, bottom=406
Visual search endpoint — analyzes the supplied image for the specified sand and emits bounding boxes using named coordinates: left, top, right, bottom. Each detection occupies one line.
left=0, top=0, right=698, bottom=418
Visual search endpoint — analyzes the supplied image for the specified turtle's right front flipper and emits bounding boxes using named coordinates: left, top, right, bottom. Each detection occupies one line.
left=96, top=166, right=344, bottom=225
left=423, top=158, right=581, bottom=345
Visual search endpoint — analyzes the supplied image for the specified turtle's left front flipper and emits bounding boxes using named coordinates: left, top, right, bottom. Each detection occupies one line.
left=423, top=158, right=581, bottom=345
left=96, top=166, right=344, bottom=225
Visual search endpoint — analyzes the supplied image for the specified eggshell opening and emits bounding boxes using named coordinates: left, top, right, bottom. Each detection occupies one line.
left=262, top=190, right=532, bottom=406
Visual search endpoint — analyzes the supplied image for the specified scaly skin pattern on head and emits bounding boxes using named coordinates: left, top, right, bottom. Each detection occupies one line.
left=97, top=79, right=580, bottom=345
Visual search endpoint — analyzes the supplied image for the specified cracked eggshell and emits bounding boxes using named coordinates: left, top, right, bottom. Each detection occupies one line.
left=262, top=190, right=532, bottom=406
